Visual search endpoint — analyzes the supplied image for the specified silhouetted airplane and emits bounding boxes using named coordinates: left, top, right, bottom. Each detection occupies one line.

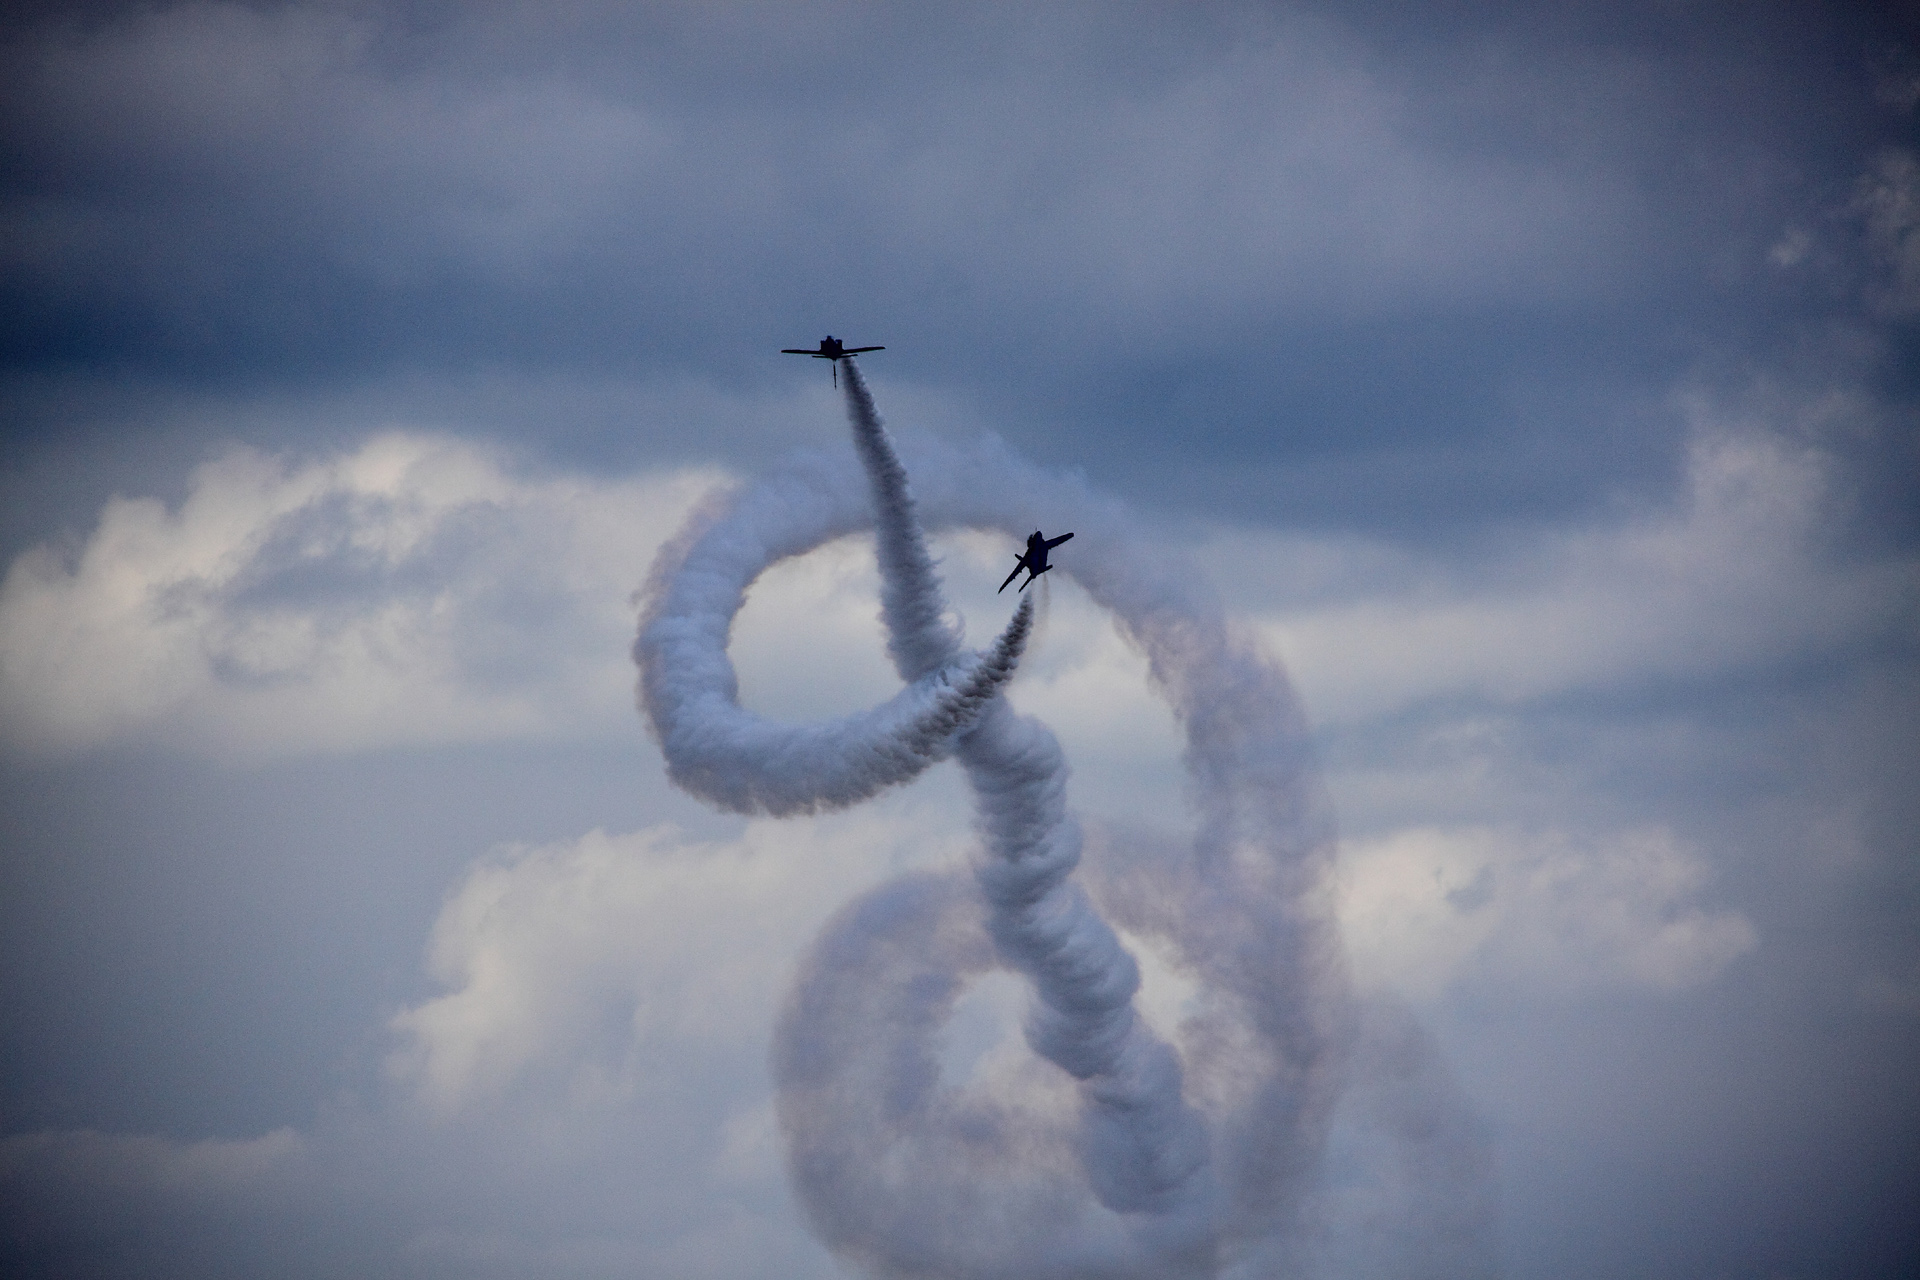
left=782, top=336, right=884, bottom=385
left=999, top=530, right=1075, bottom=593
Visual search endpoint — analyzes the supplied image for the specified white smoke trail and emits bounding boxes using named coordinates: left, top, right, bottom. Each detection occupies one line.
left=634, top=424, right=1031, bottom=816
left=636, top=364, right=1493, bottom=1277
left=846, top=365, right=1218, bottom=1245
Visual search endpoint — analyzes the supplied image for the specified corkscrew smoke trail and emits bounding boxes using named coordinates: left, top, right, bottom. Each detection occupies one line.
left=635, top=363, right=1492, bottom=1278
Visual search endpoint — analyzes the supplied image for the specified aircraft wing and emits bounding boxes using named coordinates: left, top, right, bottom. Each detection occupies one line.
left=998, top=561, right=1027, bottom=593
left=1043, top=532, right=1075, bottom=549
left=839, top=346, right=884, bottom=355
left=781, top=349, right=822, bottom=355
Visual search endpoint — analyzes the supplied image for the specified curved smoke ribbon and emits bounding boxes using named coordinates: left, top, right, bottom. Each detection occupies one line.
left=636, top=365, right=1490, bottom=1278
left=634, top=412, right=1032, bottom=817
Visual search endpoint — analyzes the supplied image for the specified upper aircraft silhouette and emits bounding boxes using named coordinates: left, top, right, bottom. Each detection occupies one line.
left=782, top=336, right=884, bottom=385
left=999, top=530, right=1075, bottom=593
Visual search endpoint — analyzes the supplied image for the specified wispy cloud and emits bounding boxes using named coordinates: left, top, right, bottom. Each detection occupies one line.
left=1229, top=400, right=1917, bottom=728
left=1340, top=823, right=1756, bottom=999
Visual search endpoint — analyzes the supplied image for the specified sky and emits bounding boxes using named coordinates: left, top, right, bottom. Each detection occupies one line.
left=1, top=1, right=1917, bottom=1276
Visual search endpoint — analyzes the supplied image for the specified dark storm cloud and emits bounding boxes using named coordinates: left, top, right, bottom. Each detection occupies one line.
left=3, top=0, right=1912, bottom=529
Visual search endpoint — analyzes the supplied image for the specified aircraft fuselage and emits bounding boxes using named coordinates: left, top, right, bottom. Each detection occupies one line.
left=999, top=530, right=1075, bottom=592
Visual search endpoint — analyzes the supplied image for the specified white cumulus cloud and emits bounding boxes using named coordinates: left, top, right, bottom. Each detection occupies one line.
left=388, top=810, right=969, bottom=1117
left=0, top=433, right=720, bottom=758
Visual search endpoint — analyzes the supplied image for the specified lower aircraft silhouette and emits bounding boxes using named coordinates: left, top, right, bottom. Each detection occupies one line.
left=781, top=336, right=884, bottom=385
left=999, top=530, right=1075, bottom=593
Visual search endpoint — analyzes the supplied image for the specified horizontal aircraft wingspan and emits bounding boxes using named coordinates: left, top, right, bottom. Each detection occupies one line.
left=784, top=338, right=882, bottom=385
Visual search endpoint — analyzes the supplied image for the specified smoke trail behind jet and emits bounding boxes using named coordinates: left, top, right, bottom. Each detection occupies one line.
left=636, top=364, right=1493, bottom=1278
left=635, top=436, right=1031, bottom=817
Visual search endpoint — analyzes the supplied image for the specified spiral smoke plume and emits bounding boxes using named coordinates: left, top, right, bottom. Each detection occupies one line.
left=636, top=364, right=1494, bottom=1278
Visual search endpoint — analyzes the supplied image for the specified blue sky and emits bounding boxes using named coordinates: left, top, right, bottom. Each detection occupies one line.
left=1, top=3, right=1916, bottom=1277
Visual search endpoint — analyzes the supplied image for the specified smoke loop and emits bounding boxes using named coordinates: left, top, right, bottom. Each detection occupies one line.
left=636, top=365, right=1491, bottom=1278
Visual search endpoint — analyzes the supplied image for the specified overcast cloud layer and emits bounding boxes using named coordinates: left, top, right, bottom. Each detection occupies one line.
left=2, top=3, right=1917, bottom=1278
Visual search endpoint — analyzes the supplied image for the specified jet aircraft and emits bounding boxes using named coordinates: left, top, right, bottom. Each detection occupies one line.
left=781, top=335, right=884, bottom=385
left=999, top=530, right=1075, bottom=593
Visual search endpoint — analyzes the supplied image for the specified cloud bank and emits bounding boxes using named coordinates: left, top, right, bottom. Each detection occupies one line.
left=0, top=382, right=1903, bottom=1274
